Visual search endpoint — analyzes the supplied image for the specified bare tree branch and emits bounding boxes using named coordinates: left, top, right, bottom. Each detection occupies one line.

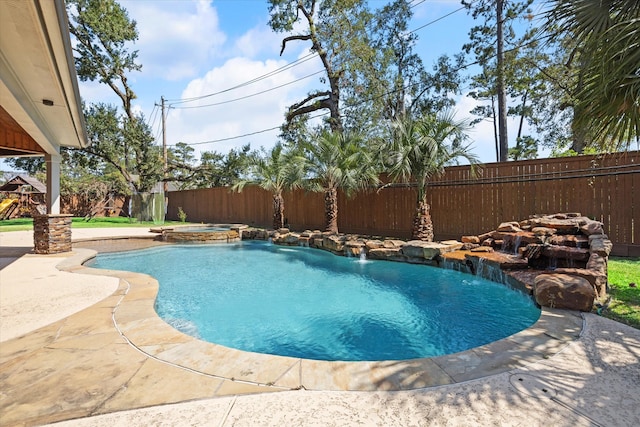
left=286, top=98, right=333, bottom=123
left=285, top=91, right=332, bottom=123
left=280, top=34, right=312, bottom=56
left=288, top=90, right=331, bottom=110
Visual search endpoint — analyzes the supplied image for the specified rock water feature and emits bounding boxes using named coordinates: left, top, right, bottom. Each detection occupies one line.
left=241, top=213, right=611, bottom=312
left=455, top=213, right=611, bottom=311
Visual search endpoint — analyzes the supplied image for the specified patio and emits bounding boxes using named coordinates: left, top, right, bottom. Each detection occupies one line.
left=0, top=228, right=639, bottom=426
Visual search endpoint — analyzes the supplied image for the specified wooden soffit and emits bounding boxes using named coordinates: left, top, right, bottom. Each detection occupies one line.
left=0, top=0, right=88, bottom=158
left=0, top=105, right=45, bottom=156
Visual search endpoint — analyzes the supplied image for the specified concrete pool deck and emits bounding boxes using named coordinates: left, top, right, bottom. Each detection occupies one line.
left=1, top=228, right=639, bottom=426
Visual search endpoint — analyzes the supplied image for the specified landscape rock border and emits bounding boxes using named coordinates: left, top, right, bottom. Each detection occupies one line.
left=241, top=213, right=611, bottom=312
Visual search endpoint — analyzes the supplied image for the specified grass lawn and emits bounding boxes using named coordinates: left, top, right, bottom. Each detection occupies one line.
left=604, top=257, right=640, bottom=329
left=0, top=217, right=190, bottom=232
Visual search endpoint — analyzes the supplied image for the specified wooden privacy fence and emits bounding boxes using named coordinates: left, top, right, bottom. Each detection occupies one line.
left=167, top=151, right=639, bottom=256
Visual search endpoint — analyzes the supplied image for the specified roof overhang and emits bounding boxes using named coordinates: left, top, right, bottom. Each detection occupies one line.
left=0, top=0, right=88, bottom=158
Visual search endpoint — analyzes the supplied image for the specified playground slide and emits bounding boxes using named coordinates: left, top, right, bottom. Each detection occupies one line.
left=0, top=198, right=17, bottom=218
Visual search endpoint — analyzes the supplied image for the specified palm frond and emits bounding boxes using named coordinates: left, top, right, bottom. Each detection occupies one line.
left=383, top=111, right=477, bottom=198
left=545, top=0, right=640, bottom=145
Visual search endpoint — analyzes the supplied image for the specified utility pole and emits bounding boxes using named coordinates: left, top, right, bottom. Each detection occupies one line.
left=160, top=96, right=168, bottom=221
left=161, top=96, right=168, bottom=194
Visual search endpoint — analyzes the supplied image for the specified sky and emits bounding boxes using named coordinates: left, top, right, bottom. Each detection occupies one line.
left=76, top=0, right=548, bottom=166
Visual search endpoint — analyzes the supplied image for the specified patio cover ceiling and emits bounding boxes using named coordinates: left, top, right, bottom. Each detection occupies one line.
left=0, top=0, right=88, bottom=158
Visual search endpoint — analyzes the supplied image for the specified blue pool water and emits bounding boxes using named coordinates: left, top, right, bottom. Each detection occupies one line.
left=91, top=241, right=540, bottom=361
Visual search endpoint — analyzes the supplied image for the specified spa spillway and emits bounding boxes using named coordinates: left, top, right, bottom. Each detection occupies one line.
left=160, top=224, right=246, bottom=243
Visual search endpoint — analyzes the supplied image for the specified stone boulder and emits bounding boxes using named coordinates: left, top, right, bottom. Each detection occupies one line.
left=589, top=235, right=613, bottom=257
left=497, top=222, right=522, bottom=232
left=367, top=247, right=404, bottom=261
left=462, top=235, right=480, bottom=244
left=365, top=240, right=384, bottom=250
left=586, top=253, right=607, bottom=276
left=401, top=240, right=462, bottom=260
left=323, top=235, right=346, bottom=253
left=402, top=241, right=443, bottom=259
left=238, top=228, right=254, bottom=240
left=274, top=233, right=300, bottom=246
left=580, top=220, right=604, bottom=236
left=548, top=234, right=589, bottom=248
left=440, top=240, right=464, bottom=250
left=539, top=268, right=608, bottom=299
left=383, top=239, right=405, bottom=249
left=531, top=226, right=557, bottom=237
left=533, top=218, right=580, bottom=234
left=300, top=230, right=323, bottom=239
left=478, top=231, right=494, bottom=242
left=534, top=274, right=595, bottom=311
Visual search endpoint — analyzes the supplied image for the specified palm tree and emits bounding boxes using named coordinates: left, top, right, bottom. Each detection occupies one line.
left=544, top=0, right=640, bottom=145
left=302, top=129, right=380, bottom=234
left=383, top=112, right=479, bottom=241
left=232, top=143, right=303, bottom=230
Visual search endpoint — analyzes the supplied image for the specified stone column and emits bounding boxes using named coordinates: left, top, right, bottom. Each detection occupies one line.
left=45, top=152, right=61, bottom=214
left=33, top=214, right=72, bottom=254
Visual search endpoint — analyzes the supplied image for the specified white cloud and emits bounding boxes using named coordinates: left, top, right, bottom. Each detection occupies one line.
left=74, top=0, right=324, bottom=158
left=234, top=23, right=284, bottom=59
left=167, top=55, right=320, bottom=155
left=122, top=0, right=226, bottom=81
left=452, top=94, right=496, bottom=163
left=78, top=81, right=121, bottom=107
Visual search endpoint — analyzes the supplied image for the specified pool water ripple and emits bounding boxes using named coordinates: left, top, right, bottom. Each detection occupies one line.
left=91, top=241, right=540, bottom=361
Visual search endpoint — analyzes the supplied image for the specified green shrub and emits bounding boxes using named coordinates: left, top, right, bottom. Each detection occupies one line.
left=177, top=207, right=187, bottom=223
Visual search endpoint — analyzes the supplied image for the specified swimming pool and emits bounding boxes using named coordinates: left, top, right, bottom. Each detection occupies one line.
left=91, top=241, right=540, bottom=361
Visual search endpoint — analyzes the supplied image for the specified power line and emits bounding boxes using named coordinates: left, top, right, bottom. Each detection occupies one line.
left=174, top=32, right=551, bottom=148
left=168, top=110, right=329, bottom=148
left=166, top=53, right=319, bottom=105
left=146, top=104, right=158, bottom=127
left=165, top=2, right=471, bottom=108
left=168, top=0, right=544, bottom=148
left=161, top=1, right=473, bottom=130
left=147, top=104, right=161, bottom=135
left=171, top=70, right=325, bottom=110
left=172, top=125, right=282, bottom=147
left=153, top=110, right=164, bottom=143
left=408, top=5, right=467, bottom=34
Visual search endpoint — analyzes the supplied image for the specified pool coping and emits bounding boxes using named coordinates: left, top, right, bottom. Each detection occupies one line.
left=63, top=241, right=585, bottom=392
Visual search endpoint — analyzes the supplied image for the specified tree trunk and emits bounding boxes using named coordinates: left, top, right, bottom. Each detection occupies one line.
left=571, top=100, right=588, bottom=153
left=491, top=96, right=499, bottom=162
left=496, top=0, right=509, bottom=162
left=272, top=192, right=285, bottom=230
left=324, top=187, right=339, bottom=234
left=412, top=196, right=434, bottom=241
left=517, top=90, right=528, bottom=140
